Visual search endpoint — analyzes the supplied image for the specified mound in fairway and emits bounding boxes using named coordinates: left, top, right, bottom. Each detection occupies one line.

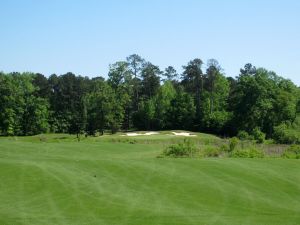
left=0, top=135, right=300, bottom=225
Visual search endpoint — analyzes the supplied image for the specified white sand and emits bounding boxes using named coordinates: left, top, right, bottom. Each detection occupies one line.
left=144, top=132, right=160, bottom=135
left=120, top=131, right=196, bottom=137
left=172, top=132, right=196, bottom=137
left=125, top=133, right=142, bottom=136
left=121, top=132, right=160, bottom=137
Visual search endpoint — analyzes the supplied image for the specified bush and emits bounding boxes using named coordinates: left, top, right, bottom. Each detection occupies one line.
left=219, top=144, right=230, bottom=152
left=163, top=139, right=197, bottom=157
left=273, top=124, right=300, bottom=144
left=203, top=146, right=222, bottom=157
left=231, top=148, right=264, bottom=158
left=229, top=137, right=239, bottom=152
left=252, top=128, right=265, bottom=144
left=282, top=145, right=300, bottom=159
left=248, top=148, right=265, bottom=158
left=231, top=149, right=249, bottom=158
left=237, top=131, right=253, bottom=141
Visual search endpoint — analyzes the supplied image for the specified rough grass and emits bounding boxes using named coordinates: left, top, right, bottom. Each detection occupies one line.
left=0, top=133, right=300, bottom=225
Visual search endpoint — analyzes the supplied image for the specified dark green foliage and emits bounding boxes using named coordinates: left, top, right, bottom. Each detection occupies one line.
left=163, top=139, right=197, bottom=157
left=126, top=54, right=145, bottom=112
left=141, top=62, right=162, bottom=99
left=237, top=131, right=253, bottom=141
left=182, top=59, right=204, bottom=128
left=33, top=73, right=52, bottom=98
left=48, top=73, right=90, bottom=135
left=153, top=81, right=176, bottom=129
left=0, top=56, right=299, bottom=138
left=252, top=127, right=266, bottom=144
left=202, top=60, right=231, bottom=134
left=132, top=99, right=156, bottom=130
left=166, top=87, right=196, bottom=130
left=282, top=145, right=300, bottom=159
left=0, top=72, right=49, bottom=136
left=86, top=79, right=124, bottom=135
left=22, top=97, right=49, bottom=135
left=163, top=66, right=178, bottom=81
left=273, top=123, right=300, bottom=144
left=229, top=66, right=298, bottom=137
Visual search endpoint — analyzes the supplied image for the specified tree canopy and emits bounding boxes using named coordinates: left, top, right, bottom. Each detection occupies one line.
left=0, top=56, right=299, bottom=141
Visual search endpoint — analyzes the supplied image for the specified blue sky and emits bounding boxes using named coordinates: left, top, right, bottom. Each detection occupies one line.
left=0, top=0, right=299, bottom=84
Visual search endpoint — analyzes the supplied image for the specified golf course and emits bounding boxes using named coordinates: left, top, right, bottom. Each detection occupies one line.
left=1, top=133, right=299, bottom=225
left=2, top=0, right=300, bottom=224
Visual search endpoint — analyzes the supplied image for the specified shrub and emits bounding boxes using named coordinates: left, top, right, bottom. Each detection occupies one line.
left=219, top=144, right=230, bottom=152
left=231, top=148, right=264, bottom=158
left=203, top=146, right=222, bottom=157
left=237, top=131, right=252, bottom=140
left=252, top=128, right=265, bottom=144
left=231, top=149, right=249, bottom=158
left=273, top=124, right=300, bottom=144
left=163, top=139, right=197, bottom=157
left=282, top=145, right=300, bottom=159
left=229, top=137, right=239, bottom=152
left=248, top=148, right=265, bottom=158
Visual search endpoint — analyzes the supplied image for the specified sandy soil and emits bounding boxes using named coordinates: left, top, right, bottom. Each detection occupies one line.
left=171, top=132, right=196, bottom=137
left=121, top=132, right=160, bottom=137
left=121, top=131, right=196, bottom=137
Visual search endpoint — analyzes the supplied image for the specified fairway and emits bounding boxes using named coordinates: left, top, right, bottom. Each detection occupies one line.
left=0, top=136, right=300, bottom=225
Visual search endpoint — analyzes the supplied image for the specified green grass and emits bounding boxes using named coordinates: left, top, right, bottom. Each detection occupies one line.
left=0, top=133, right=300, bottom=224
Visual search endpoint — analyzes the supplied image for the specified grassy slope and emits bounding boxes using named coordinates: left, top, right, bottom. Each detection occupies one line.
left=0, top=134, right=300, bottom=225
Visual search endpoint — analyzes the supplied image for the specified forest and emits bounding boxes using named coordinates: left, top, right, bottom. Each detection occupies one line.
left=0, top=54, right=299, bottom=143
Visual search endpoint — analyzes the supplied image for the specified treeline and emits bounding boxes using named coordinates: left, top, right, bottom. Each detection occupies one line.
left=0, top=54, right=299, bottom=141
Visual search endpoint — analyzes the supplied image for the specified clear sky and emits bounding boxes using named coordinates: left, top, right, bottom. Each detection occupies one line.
left=0, top=0, right=299, bottom=84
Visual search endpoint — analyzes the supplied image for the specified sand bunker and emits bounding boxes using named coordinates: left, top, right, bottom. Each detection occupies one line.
left=144, top=132, right=160, bottom=135
left=121, top=131, right=196, bottom=137
left=171, top=132, right=196, bottom=137
left=121, top=132, right=159, bottom=137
